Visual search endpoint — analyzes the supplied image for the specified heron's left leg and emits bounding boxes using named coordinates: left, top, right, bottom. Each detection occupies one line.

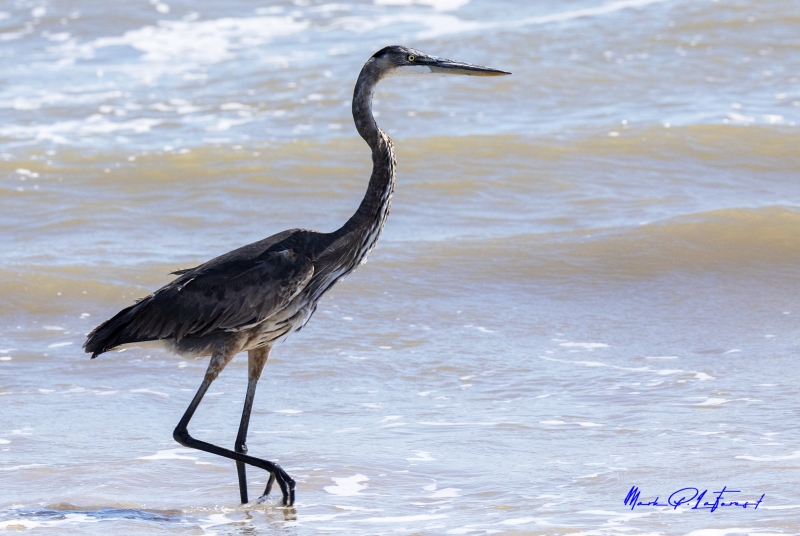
left=173, top=348, right=295, bottom=506
left=234, top=346, right=271, bottom=504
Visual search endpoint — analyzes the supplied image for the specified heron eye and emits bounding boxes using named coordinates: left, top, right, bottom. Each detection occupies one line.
left=407, top=55, right=416, bottom=62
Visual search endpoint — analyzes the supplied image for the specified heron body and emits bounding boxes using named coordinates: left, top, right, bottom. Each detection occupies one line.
left=84, top=46, right=509, bottom=507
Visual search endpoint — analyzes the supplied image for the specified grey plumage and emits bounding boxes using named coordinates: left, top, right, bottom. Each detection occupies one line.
left=83, top=45, right=509, bottom=507
left=85, top=231, right=314, bottom=356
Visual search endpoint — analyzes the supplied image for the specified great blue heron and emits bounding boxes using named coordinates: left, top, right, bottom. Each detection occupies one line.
left=84, top=46, right=509, bottom=507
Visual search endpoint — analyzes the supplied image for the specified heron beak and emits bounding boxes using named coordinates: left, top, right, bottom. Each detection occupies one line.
left=428, top=59, right=511, bottom=76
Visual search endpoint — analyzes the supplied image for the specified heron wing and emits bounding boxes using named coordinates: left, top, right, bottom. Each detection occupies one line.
left=150, top=247, right=314, bottom=340
left=85, top=236, right=314, bottom=356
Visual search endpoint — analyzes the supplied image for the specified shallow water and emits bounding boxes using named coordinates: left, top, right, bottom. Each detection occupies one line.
left=2, top=0, right=800, bottom=534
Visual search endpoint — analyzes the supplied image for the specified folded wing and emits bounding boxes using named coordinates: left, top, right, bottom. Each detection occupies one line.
left=85, top=245, right=314, bottom=358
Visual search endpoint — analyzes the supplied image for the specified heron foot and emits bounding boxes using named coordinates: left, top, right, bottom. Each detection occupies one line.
left=173, top=428, right=295, bottom=505
left=270, top=465, right=296, bottom=506
left=256, top=470, right=292, bottom=505
left=262, top=472, right=276, bottom=499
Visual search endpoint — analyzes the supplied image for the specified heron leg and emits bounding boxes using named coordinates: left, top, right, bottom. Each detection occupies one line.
left=172, top=348, right=295, bottom=506
left=234, top=378, right=256, bottom=503
left=234, top=346, right=275, bottom=504
left=234, top=347, right=271, bottom=503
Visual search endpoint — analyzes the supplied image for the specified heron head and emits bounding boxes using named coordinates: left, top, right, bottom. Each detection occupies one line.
left=370, top=45, right=511, bottom=78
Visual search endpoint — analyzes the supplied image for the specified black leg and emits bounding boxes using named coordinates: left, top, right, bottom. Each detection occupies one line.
left=234, top=378, right=259, bottom=504
left=262, top=472, right=276, bottom=501
left=173, top=378, right=295, bottom=506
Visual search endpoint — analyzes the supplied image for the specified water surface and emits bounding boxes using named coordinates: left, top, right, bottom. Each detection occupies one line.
left=1, top=0, right=799, bottom=534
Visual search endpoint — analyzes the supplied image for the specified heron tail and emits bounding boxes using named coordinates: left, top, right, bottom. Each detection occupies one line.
left=83, top=301, right=157, bottom=358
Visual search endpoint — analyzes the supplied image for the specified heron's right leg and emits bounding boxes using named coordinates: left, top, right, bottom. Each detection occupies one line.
left=234, top=346, right=272, bottom=504
left=172, top=350, right=295, bottom=506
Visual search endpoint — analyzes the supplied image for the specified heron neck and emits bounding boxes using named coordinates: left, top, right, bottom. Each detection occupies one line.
left=336, top=65, right=395, bottom=252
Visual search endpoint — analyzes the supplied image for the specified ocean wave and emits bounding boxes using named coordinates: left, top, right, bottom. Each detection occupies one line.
left=6, top=206, right=796, bottom=314
left=398, top=206, right=800, bottom=281
left=55, top=15, right=308, bottom=65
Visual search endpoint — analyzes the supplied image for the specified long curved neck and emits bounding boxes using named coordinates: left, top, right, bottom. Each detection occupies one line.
left=334, top=61, right=396, bottom=260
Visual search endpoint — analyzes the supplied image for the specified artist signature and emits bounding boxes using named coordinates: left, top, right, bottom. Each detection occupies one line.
left=624, top=486, right=765, bottom=512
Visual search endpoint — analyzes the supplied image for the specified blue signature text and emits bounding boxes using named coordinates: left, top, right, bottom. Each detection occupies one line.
left=624, top=486, right=765, bottom=512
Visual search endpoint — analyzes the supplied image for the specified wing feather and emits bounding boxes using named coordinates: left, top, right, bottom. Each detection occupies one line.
left=84, top=237, right=315, bottom=357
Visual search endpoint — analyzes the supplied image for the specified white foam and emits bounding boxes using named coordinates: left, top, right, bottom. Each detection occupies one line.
left=0, top=439, right=9, bottom=444
left=0, top=117, right=161, bottom=144
left=362, top=514, right=447, bottom=522
left=728, top=112, right=755, bottom=123
left=138, top=448, right=197, bottom=461
left=0, top=514, right=99, bottom=530
left=292, top=513, right=345, bottom=523
left=0, top=90, right=123, bottom=112
left=324, top=474, right=369, bottom=496
left=684, top=529, right=756, bottom=536
left=219, top=102, right=252, bottom=111
left=334, top=0, right=669, bottom=43
left=130, top=388, right=169, bottom=397
left=418, top=421, right=500, bottom=426
left=431, top=487, right=460, bottom=498
left=375, top=0, right=469, bottom=11
left=206, top=117, right=252, bottom=132
left=47, top=341, right=73, bottom=348
left=540, top=355, right=686, bottom=376
left=380, top=422, right=407, bottom=428
left=62, top=16, right=309, bottom=64
left=559, top=342, right=609, bottom=349
left=736, top=450, right=800, bottom=462
left=275, top=409, right=302, bottom=414
left=137, top=448, right=211, bottom=465
left=469, top=325, right=495, bottom=333
left=198, top=513, right=249, bottom=532
left=0, top=464, right=44, bottom=471
left=500, top=517, right=544, bottom=525
left=540, top=420, right=602, bottom=427
left=407, top=450, right=435, bottom=461
left=695, top=397, right=728, bottom=406
left=418, top=0, right=671, bottom=38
